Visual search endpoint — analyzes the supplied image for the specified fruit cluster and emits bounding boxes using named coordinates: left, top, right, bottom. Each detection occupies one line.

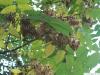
left=6, top=13, right=16, bottom=25
left=66, top=16, right=80, bottom=28
left=20, top=15, right=80, bottom=50
left=68, top=37, right=80, bottom=51
left=20, top=16, right=38, bottom=39
left=29, top=60, right=53, bottom=75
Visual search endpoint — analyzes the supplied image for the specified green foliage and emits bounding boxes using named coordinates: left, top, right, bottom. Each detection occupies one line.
left=0, top=0, right=100, bottom=75
left=86, top=8, right=100, bottom=19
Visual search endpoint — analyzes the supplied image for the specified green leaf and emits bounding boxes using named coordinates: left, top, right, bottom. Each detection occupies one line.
left=65, top=54, right=76, bottom=75
left=25, top=11, right=72, bottom=36
left=44, top=42, right=55, bottom=58
left=72, top=60, right=84, bottom=75
left=16, top=0, right=29, bottom=4
left=0, top=0, right=13, bottom=6
left=18, top=4, right=32, bottom=11
left=11, top=68, right=22, bottom=75
left=1, top=4, right=32, bottom=14
left=54, top=50, right=65, bottom=64
left=47, top=50, right=65, bottom=67
left=31, top=40, right=43, bottom=50
left=8, top=25, right=20, bottom=37
left=93, top=0, right=100, bottom=3
left=55, top=63, right=67, bottom=75
left=0, top=40, right=5, bottom=48
left=1, top=5, right=16, bottom=14
left=27, top=69, right=36, bottom=75
left=65, top=54, right=84, bottom=75
left=77, top=25, right=96, bottom=50
left=86, top=8, right=100, bottom=19
left=85, top=53, right=100, bottom=71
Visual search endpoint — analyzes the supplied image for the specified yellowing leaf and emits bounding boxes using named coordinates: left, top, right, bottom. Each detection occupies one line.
left=55, top=50, right=65, bottom=64
left=16, top=24, right=20, bottom=32
left=1, top=4, right=32, bottom=14
left=7, top=24, right=20, bottom=38
left=44, top=42, right=55, bottom=58
left=18, top=4, right=32, bottom=11
left=11, top=68, right=22, bottom=75
left=27, top=69, right=36, bottom=75
left=1, top=5, right=16, bottom=14
left=0, top=0, right=12, bottom=6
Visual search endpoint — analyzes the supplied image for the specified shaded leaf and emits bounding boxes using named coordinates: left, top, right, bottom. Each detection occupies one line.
left=55, top=63, right=67, bottom=75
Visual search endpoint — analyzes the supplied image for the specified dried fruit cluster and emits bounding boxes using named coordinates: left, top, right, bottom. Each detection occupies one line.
left=29, top=60, right=54, bottom=75
left=20, top=15, right=80, bottom=51
left=66, top=16, right=80, bottom=28
left=20, top=18, right=69, bottom=48
left=38, top=22, right=69, bottom=48
left=20, top=16, right=38, bottom=39
left=82, top=15, right=95, bottom=27
left=68, top=37, right=80, bottom=51
left=6, top=13, right=16, bottom=25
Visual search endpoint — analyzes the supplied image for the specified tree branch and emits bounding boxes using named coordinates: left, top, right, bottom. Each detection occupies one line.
left=0, top=39, right=36, bottom=54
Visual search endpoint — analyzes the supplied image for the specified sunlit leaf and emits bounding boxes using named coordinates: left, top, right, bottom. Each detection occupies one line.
left=1, top=4, right=32, bottom=14
left=11, top=68, right=22, bottom=75
left=1, top=5, right=16, bottom=14
left=27, top=69, right=36, bottom=75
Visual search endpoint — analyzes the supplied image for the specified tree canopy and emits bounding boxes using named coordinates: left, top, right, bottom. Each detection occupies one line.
left=0, top=0, right=100, bottom=75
